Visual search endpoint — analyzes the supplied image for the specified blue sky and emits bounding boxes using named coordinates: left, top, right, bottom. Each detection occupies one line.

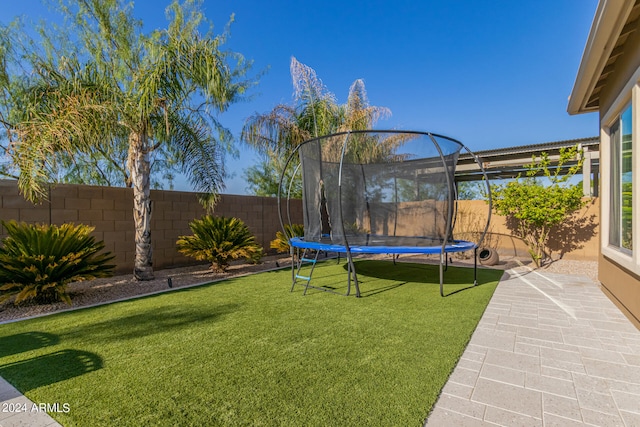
left=3, top=0, right=600, bottom=194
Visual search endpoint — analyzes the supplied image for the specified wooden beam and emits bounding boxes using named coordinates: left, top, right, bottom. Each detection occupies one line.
left=620, top=19, right=638, bottom=37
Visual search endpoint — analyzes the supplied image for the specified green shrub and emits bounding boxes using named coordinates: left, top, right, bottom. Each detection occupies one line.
left=270, top=224, right=304, bottom=253
left=176, top=216, right=263, bottom=272
left=0, top=221, right=115, bottom=305
left=491, top=146, right=586, bottom=266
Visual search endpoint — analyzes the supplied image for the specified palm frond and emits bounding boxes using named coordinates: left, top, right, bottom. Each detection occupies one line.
left=162, top=111, right=226, bottom=198
left=9, top=59, right=123, bottom=201
left=290, top=56, right=334, bottom=106
left=241, top=104, right=309, bottom=157
left=270, top=224, right=304, bottom=253
left=341, top=79, right=391, bottom=132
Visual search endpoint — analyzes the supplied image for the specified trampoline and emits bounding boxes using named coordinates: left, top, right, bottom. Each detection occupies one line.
left=278, top=130, right=491, bottom=297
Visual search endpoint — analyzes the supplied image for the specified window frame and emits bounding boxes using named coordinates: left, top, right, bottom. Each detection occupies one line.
left=601, top=77, right=639, bottom=273
left=609, top=103, right=633, bottom=253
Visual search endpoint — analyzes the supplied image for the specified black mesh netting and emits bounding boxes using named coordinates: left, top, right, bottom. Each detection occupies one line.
left=295, top=131, right=462, bottom=248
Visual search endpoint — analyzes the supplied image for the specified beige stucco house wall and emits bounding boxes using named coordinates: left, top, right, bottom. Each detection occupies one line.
left=569, top=0, right=640, bottom=328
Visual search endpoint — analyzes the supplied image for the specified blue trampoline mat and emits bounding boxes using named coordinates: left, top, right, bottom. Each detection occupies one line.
left=289, top=237, right=476, bottom=254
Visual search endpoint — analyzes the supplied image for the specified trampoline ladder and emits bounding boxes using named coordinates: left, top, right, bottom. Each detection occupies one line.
left=291, top=249, right=321, bottom=294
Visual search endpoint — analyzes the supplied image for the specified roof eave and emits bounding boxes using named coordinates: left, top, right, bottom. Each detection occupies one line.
left=568, top=0, right=634, bottom=115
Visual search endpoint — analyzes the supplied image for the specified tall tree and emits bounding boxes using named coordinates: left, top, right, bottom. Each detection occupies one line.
left=241, top=57, right=390, bottom=197
left=0, top=0, right=255, bottom=280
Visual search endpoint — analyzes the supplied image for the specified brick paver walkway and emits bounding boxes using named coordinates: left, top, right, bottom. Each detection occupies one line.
left=426, top=266, right=640, bottom=426
left=0, top=376, right=61, bottom=427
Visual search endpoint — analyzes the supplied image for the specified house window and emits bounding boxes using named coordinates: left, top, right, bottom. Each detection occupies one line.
left=609, top=103, right=633, bottom=252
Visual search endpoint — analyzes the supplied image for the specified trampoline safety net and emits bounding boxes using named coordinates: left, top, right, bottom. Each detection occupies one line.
left=297, top=131, right=462, bottom=248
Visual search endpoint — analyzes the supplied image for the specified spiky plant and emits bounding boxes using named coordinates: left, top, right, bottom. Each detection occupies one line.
left=177, top=216, right=263, bottom=272
left=0, top=221, right=115, bottom=305
left=270, top=224, right=304, bottom=254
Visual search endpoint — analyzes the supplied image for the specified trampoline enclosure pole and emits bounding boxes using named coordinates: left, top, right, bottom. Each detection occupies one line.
left=439, top=252, right=444, bottom=297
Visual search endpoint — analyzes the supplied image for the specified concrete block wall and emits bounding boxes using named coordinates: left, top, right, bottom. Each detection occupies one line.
left=0, top=179, right=599, bottom=273
left=0, top=180, right=303, bottom=274
left=455, top=198, right=600, bottom=261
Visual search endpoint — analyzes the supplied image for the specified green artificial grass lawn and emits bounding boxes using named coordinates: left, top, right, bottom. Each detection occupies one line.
left=0, top=259, right=503, bottom=427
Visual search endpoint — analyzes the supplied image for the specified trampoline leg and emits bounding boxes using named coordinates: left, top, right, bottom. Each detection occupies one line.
left=354, top=265, right=360, bottom=298
left=290, top=247, right=296, bottom=292
left=346, top=250, right=360, bottom=297
left=346, top=257, right=351, bottom=296
left=473, top=247, right=478, bottom=286
left=439, top=252, right=445, bottom=297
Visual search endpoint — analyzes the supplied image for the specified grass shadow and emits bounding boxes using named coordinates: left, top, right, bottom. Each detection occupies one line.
left=60, top=303, right=241, bottom=344
left=350, top=260, right=504, bottom=295
left=356, top=281, right=408, bottom=297
left=0, top=349, right=103, bottom=392
left=0, top=260, right=502, bottom=426
left=441, top=284, right=479, bottom=297
left=0, top=332, right=59, bottom=359
left=290, top=259, right=503, bottom=298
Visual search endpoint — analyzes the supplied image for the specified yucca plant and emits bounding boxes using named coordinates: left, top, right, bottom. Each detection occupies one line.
left=176, top=216, right=263, bottom=272
left=270, top=224, right=304, bottom=253
left=0, top=221, right=115, bottom=305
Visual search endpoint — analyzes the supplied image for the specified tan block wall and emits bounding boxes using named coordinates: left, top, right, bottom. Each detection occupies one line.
left=0, top=180, right=302, bottom=274
left=367, top=200, right=447, bottom=238
left=455, top=198, right=600, bottom=261
left=0, top=179, right=599, bottom=274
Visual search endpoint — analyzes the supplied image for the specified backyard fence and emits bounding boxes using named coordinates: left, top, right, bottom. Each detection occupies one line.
left=0, top=180, right=598, bottom=274
left=0, top=180, right=303, bottom=273
left=455, top=199, right=600, bottom=262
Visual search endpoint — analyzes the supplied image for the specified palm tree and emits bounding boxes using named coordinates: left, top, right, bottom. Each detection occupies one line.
left=328, top=79, right=404, bottom=164
left=1, top=0, right=255, bottom=280
left=241, top=56, right=391, bottom=196
left=341, top=79, right=391, bottom=132
left=242, top=57, right=339, bottom=164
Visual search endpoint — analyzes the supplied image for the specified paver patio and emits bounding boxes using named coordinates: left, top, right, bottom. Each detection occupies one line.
left=426, top=265, right=640, bottom=426
left=0, top=377, right=61, bottom=426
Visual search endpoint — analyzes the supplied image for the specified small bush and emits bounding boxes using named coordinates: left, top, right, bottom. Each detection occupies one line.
left=176, top=216, right=263, bottom=272
left=491, top=146, right=586, bottom=266
left=270, top=224, right=304, bottom=254
left=0, top=221, right=115, bottom=305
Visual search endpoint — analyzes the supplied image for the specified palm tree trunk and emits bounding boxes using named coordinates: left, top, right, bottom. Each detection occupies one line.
left=129, top=131, right=154, bottom=280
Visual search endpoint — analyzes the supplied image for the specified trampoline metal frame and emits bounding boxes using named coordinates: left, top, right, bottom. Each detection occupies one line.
left=277, top=130, right=493, bottom=297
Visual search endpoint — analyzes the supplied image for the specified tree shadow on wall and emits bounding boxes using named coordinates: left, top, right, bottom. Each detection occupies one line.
left=547, top=210, right=598, bottom=261
left=502, top=207, right=598, bottom=264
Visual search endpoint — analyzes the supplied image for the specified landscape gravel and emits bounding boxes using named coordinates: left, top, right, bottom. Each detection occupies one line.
left=0, top=254, right=599, bottom=324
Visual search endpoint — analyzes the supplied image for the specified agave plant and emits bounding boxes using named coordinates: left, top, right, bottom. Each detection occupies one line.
left=0, top=221, right=115, bottom=305
left=270, top=224, right=304, bottom=253
left=176, top=216, right=263, bottom=272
